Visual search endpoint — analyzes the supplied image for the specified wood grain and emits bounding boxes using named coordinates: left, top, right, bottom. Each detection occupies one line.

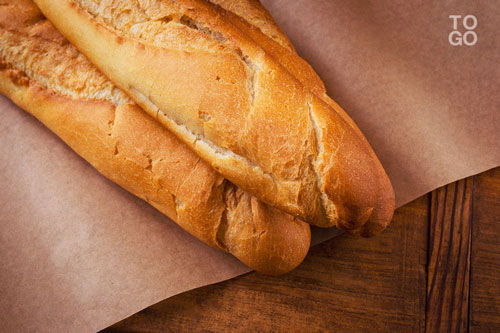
left=426, top=178, right=473, bottom=332
left=106, top=196, right=429, bottom=332
left=470, top=168, right=500, bottom=331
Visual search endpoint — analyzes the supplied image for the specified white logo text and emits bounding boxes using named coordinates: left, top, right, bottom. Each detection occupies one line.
left=449, top=15, right=477, bottom=46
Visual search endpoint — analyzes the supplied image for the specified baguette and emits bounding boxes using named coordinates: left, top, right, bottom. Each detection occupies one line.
left=0, top=0, right=311, bottom=275
left=34, top=0, right=395, bottom=231
left=210, top=2, right=395, bottom=236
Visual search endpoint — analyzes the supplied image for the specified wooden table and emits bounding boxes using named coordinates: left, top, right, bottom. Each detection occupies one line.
left=105, top=167, right=500, bottom=332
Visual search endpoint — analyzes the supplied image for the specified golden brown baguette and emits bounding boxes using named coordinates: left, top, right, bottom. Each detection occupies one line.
left=213, top=2, right=395, bottom=236
left=0, top=0, right=311, bottom=275
left=34, top=0, right=394, bottom=231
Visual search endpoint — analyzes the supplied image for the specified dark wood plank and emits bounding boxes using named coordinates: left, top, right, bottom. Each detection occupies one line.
left=470, top=167, right=500, bottom=331
left=426, top=178, right=473, bottom=332
left=106, top=195, right=429, bottom=332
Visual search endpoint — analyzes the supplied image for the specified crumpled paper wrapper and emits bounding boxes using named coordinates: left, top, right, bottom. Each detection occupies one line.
left=1, top=0, right=499, bottom=331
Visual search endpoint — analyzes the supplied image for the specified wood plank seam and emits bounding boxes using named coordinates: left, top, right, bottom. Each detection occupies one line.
left=469, top=168, right=500, bottom=331
left=467, top=177, right=475, bottom=333
left=426, top=178, right=473, bottom=332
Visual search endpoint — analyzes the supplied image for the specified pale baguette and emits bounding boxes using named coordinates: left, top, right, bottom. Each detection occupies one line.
left=34, top=0, right=395, bottom=231
left=0, top=0, right=311, bottom=275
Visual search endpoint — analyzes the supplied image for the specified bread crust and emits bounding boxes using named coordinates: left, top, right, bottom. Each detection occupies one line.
left=207, top=0, right=295, bottom=52
left=0, top=0, right=311, bottom=275
left=218, top=6, right=395, bottom=235
left=33, top=0, right=393, bottom=231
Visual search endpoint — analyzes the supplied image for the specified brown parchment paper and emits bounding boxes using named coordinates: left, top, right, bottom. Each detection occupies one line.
left=1, top=1, right=499, bottom=331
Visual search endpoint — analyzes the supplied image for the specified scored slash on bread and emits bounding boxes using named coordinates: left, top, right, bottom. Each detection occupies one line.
left=208, top=0, right=296, bottom=53
left=0, top=0, right=311, bottom=275
left=32, top=0, right=394, bottom=231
